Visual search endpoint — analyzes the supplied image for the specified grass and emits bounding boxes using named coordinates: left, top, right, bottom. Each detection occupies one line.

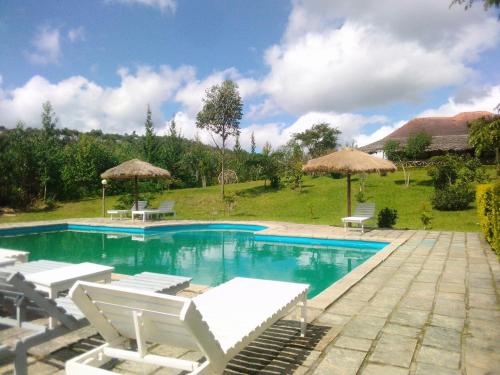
left=0, top=168, right=491, bottom=232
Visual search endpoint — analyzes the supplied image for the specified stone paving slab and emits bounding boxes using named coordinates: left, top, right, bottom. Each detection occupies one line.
left=0, top=225, right=498, bottom=374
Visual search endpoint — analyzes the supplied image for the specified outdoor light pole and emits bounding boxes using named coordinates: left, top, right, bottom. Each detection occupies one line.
left=101, top=179, right=108, bottom=217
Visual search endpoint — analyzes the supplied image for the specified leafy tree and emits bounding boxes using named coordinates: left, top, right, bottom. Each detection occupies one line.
left=196, top=80, right=243, bottom=198
left=62, top=134, right=117, bottom=198
left=384, top=132, right=431, bottom=187
left=260, top=143, right=280, bottom=188
left=5, top=123, right=40, bottom=207
left=468, top=114, right=500, bottom=175
left=250, top=131, right=256, bottom=154
left=278, top=140, right=304, bottom=190
left=293, top=123, right=340, bottom=158
left=142, top=105, right=158, bottom=163
left=451, top=0, right=500, bottom=11
left=37, top=101, right=62, bottom=201
left=405, top=132, right=431, bottom=161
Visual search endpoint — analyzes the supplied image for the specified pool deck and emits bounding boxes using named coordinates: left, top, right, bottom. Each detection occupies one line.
left=0, top=219, right=499, bottom=374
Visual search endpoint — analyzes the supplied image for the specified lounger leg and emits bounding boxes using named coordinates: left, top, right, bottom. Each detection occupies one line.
left=300, top=296, right=307, bottom=337
left=14, top=342, right=28, bottom=375
left=361, top=223, right=364, bottom=234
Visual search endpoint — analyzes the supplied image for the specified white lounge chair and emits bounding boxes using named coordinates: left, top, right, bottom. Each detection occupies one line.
left=107, top=201, right=148, bottom=220
left=0, top=270, right=191, bottom=375
left=66, top=277, right=309, bottom=374
left=132, top=200, right=176, bottom=222
left=0, top=248, right=29, bottom=263
left=341, top=202, right=375, bottom=233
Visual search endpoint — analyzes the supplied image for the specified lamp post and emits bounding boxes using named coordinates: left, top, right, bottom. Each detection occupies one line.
left=101, top=179, right=108, bottom=217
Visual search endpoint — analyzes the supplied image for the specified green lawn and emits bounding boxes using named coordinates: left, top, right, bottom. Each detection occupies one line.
left=0, top=168, right=488, bottom=232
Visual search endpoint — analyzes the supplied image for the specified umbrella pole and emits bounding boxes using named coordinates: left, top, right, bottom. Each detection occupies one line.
left=347, top=173, right=352, bottom=217
left=134, top=176, right=138, bottom=211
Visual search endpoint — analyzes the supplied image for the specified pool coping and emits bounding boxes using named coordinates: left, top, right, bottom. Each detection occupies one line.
left=0, top=218, right=411, bottom=311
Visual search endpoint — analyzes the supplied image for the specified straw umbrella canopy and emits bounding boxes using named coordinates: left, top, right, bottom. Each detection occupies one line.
left=101, top=159, right=171, bottom=210
left=302, top=148, right=396, bottom=217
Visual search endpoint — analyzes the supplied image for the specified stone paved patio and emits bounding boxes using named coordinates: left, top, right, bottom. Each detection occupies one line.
left=0, top=225, right=498, bottom=374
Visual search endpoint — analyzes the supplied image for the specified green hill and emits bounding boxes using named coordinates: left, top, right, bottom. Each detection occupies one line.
left=0, top=168, right=486, bottom=232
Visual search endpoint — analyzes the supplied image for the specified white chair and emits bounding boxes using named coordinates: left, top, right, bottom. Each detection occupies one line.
left=0, top=248, right=29, bottom=263
left=66, top=277, right=309, bottom=374
left=0, top=270, right=191, bottom=375
left=132, top=200, right=176, bottom=222
left=341, top=202, right=375, bottom=233
left=108, top=201, right=147, bottom=220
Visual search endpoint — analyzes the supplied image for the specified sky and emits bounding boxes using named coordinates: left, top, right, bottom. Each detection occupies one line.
left=0, top=0, right=499, bottom=150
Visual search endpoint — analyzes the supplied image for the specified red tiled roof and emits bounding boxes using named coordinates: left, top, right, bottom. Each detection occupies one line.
left=360, top=111, right=494, bottom=153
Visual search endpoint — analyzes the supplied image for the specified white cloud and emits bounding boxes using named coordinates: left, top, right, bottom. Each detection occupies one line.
left=354, top=84, right=500, bottom=147
left=418, top=85, right=500, bottom=117
left=26, top=26, right=61, bottom=65
left=174, top=68, right=260, bottom=116
left=261, top=0, right=500, bottom=114
left=110, top=0, right=176, bottom=13
left=68, top=27, right=86, bottom=43
left=355, top=121, right=406, bottom=147
left=0, top=65, right=194, bottom=133
left=237, top=112, right=387, bottom=151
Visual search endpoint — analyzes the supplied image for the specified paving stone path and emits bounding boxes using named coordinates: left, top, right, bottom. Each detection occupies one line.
left=0, top=229, right=498, bottom=374
left=310, top=230, right=500, bottom=375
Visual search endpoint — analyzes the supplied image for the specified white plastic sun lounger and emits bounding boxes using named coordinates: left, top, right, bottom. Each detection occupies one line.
left=0, top=248, right=29, bottom=263
left=0, top=271, right=191, bottom=375
left=341, top=202, right=375, bottom=233
left=66, top=277, right=309, bottom=374
left=132, top=200, right=176, bottom=222
left=108, top=200, right=148, bottom=220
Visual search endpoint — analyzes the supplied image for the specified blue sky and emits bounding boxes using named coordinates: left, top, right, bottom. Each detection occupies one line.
left=0, top=0, right=499, bottom=150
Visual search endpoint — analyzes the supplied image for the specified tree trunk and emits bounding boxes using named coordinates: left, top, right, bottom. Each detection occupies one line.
left=347, top=173, right=352, bottom=217
left=134, top=176, right=139, bottom=210
left=221, top=141, right=225, bottom=199
left=202, top=175, right=207, bottom=188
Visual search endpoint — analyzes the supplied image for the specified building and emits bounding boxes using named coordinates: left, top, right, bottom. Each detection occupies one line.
left=360, top=111, right=493, bottom=155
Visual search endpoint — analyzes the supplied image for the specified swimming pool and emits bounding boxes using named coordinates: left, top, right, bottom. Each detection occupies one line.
left=0, top=224, right=387, bottom=297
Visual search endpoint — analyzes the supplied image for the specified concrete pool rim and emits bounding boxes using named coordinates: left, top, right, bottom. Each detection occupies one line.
left=0, top=219, right=409, bottom=311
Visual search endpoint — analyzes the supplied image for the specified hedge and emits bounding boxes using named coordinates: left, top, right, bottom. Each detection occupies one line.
left=476, top=182, right=500, bottom=256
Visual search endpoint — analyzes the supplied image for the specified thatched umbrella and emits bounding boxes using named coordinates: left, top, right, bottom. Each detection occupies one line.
left=101, top=159, right=171, bottom=210
left=302, top=148, right=396, bottom=216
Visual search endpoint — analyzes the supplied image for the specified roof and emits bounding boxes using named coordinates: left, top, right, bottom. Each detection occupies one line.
left=302, top=148, right=397, bottom=174
left=360, top=111, right=493, bottom=153
left=101, top=159, right=171, bottom=180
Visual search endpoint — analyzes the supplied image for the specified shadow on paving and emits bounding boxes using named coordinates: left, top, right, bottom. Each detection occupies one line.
left=224, top=320, right=330, bottom=375
left=35, top=320, right=329, bottom=374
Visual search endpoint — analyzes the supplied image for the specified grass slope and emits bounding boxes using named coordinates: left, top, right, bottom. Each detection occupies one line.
left=0, top=168, right=485, bottom=232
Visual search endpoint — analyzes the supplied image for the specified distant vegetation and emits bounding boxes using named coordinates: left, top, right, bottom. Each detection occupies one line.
left=0, top=80, right=341, bottom=210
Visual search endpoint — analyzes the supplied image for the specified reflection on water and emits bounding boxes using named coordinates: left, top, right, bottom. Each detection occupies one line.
left=0, top=230, right=380, bottom=297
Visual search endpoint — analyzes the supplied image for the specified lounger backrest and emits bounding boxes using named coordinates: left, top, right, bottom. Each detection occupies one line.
left=158, top=200, right=174, bottom=211
left=354, top=203, right=375, bottom=217
left=70, top=281, right=225, bottom=361
left=0, top=272, right=81, bottom=329
left=130, top=201, right=148, bottom=210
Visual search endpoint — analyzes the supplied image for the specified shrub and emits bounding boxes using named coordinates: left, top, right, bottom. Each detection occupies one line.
left=420, top=202, right=433, bottom=229
left=378, top=207, right=398, bottom=228
left=431, top=183, right=475, bottom=211
left=355, top=191, right=366, bottom=203
left=476, top=183, right=500, bottom=256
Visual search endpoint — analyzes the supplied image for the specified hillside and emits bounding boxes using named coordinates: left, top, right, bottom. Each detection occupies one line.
left=0, top=168, right=490, bottom=232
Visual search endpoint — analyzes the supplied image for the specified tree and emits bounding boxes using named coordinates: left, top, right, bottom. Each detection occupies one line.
left=383, top=132, right=431, bottom=187
left=293, top=123, right=340, bottom=158
left=468, top=114, right=500, bottom=175
left=37, top=101, right=61, bottom=201
left=260, top=143, right=280, bottom=188
left=143, top=105, right=158, bottom=163
left=250, top=131, right=256, bottom=154
left=196, top=80, right=243, bottom=198
left=451, top=0, right=500, bottom=10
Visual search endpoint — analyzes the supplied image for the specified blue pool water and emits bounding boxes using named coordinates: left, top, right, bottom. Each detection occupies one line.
left=0, top=224, right=387, bottom=297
